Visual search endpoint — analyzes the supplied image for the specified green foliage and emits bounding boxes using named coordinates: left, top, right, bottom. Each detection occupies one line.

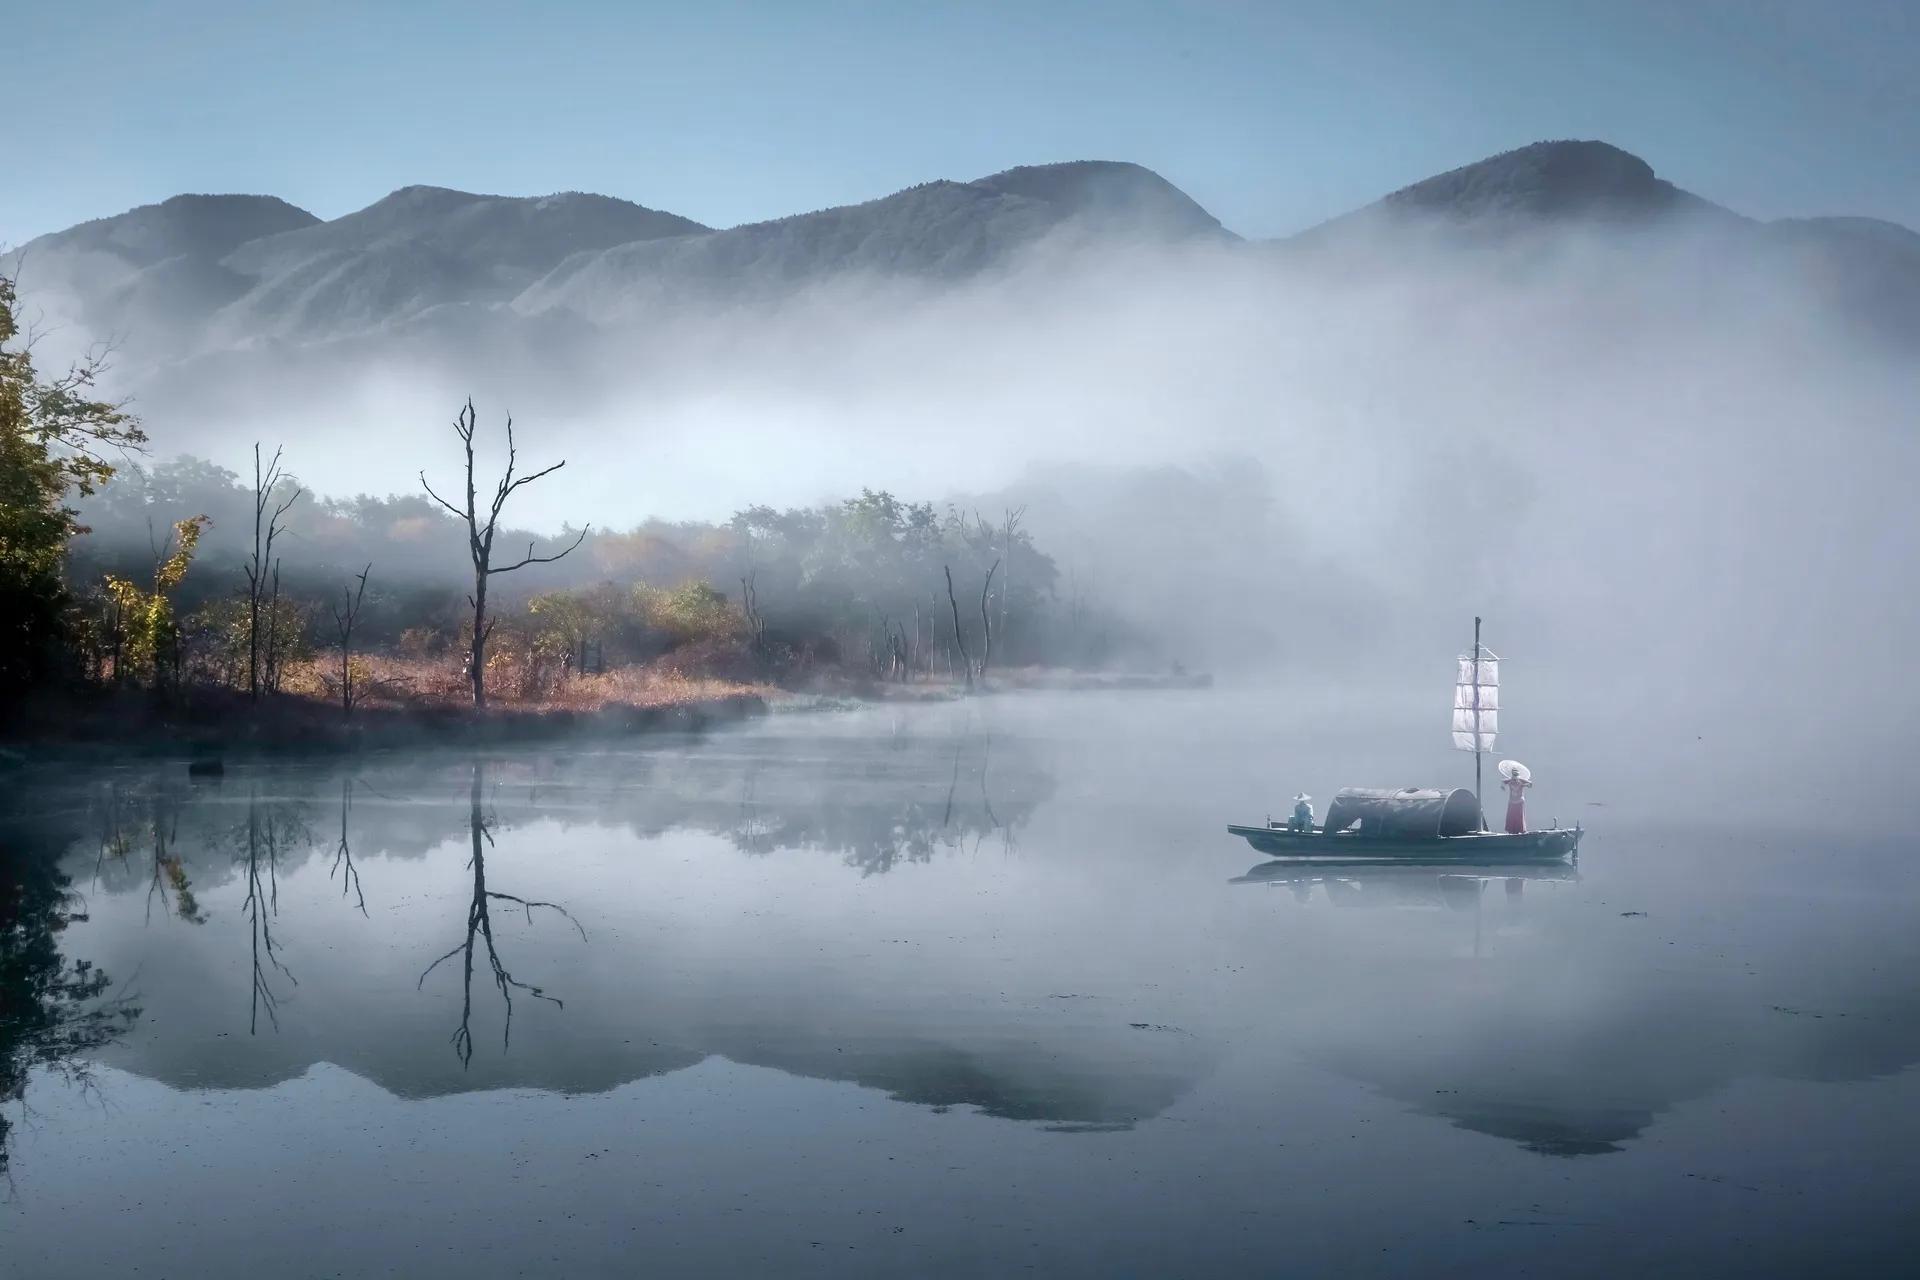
left=729, top=489, right=1056, bottom=671
left=182, top=592, right=310, bottom=690
left=0, top=276, right=145, bottom=498
left=527, top=581, right=628, bottom=668
left=644, top=581, right=741, bottom=645
left=102, top=515, right=208, bottom=688
left=525, top=579, right=741, bottom=675
left=182, top=595, right=251, bottom=685
left=0, top=273, right=148, bottom=694
left=1, top=277, right=136, bottom=691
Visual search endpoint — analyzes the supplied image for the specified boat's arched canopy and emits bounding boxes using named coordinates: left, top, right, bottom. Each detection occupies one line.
left=1322, top=787, right=1483, bottom=839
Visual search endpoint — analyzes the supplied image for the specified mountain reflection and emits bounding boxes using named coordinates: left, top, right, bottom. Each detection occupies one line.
left=1239, top=855, right=1920, bottom=1156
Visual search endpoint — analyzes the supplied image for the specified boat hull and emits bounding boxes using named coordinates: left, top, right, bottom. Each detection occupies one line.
left=1227, top=823, right=1581, bottom=862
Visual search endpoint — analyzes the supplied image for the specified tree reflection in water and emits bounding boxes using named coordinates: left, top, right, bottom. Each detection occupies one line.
left=330, top=777, right=367, bottom=916
left=88, top=781, right=207, bottom=926
left=241, top=791, right=299, bottom=1034
left=418, top=760, right=586, bottom=1066
left=1, top=826, right=140, bottom=1187
left=731, top=731, right=1031, bottom=874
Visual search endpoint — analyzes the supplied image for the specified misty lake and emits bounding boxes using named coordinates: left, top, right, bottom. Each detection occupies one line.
left=4, top=691, right=1917, bottom=1277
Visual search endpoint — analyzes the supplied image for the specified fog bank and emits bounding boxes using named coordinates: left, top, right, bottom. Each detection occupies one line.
left=44, top=212, right=1920, bottom=766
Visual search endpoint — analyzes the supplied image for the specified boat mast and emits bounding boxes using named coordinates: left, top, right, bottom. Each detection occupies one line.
left=1472, top=615, right=1483, bottom=830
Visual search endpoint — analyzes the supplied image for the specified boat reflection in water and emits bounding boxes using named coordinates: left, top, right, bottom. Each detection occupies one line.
left=1230, top=857, right=1579, bottom=909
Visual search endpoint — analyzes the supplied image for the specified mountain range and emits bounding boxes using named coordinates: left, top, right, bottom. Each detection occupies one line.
left=6, top=139, right=1917, bottom=373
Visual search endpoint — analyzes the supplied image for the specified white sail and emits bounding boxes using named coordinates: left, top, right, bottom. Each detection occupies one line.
left=1452, top=652, right=1499, bottom=751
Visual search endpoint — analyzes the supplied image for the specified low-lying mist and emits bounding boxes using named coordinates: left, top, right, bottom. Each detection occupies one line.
left=57, top=210, right=1920, bottom=787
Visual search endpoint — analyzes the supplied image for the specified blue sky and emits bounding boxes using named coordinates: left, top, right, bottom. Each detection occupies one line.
left=9, top=0, right=1917, bottom=245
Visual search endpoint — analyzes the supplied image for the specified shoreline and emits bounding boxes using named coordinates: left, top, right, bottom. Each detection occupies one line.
left=0, top=667, right=1215, bottom=766
left=0, top=688, right=775, bottom=765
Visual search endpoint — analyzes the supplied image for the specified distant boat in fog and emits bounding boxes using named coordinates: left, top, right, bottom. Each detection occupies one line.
left=1227, top=617, right=1582, bottom=862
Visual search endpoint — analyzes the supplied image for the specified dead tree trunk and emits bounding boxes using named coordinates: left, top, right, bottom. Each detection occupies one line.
left=245, top=444, right=301, bottom=701
left=999, top=506, right=1024, bottom=664
left=944, top=565, right=972, bottom=691
left=740, top=571, right=766, bottom=658
left=331, top=563, right=371, bottom=718
left=264, top=560, right=284, bottom=694
left=422, top=400, right=588, bottom=710
left=978, top=559, right=999, bottom=677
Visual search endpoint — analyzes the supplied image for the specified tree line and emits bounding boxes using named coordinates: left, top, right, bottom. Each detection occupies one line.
left=2, top=272, right=1141, bottom=718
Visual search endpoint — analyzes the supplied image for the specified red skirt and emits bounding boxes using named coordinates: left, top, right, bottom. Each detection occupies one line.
left=1505, top=800, right=1526, bottom=835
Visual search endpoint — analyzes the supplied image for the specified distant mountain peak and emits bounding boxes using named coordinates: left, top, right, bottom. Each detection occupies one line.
left=153, top=192, right=318, bottom=217
left=514, top=160, right=1233, bottom=324
left=365, top=184, right=489, bottom=211
left=972, top=160, right=1232, bottom=239
left=9, top=193, right=319, bottom=268
left=1379, top=139, right=1700, bottom=222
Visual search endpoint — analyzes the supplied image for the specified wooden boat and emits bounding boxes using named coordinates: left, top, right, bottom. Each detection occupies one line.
left=1227, top=618, right=1583, bottom=864
left=1227, top=821, right=1581, bottom=862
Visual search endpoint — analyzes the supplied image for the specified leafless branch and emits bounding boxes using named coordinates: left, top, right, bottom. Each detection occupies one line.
left=489, top=526, right=589, bottom=575
left=419, top=474, right=467, bottom=522
left=485, top=891, right=588, bottom=940
left=417, top=943, right=465, bottom=987
left=330, top=779, right=368, bottom=915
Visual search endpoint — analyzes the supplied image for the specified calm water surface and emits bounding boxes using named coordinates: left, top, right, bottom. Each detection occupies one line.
left=3, top=692, right=1916, bottom=1277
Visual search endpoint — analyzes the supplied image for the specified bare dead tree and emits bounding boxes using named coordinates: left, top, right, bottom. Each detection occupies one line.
left=330, top=563, right=372, bottom=718
left=420, top=400, right=588, bottom=709
left=1065, top=565, right=1090, bottom=666
left=263, top=561, right=284, bottom=693
left=245, top=444, right=301, bottom=701
left=999, top=505, right=1025, bottom=661
left=739, top=528, right=767, bottom=661
left=929, top=591, right=943, bottom=677
left=944, top=565, right=972, bottom=691
left=978, top=559, right=1000, bottom=677
left=740, top=570, right=766, bottom=656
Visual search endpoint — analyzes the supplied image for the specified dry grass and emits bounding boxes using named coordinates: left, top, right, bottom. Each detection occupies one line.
left=5, top=648, right=778, bottom=755
left=287, top=650, right=775, bottom=713
left=537, top=666, right=778, bottom=711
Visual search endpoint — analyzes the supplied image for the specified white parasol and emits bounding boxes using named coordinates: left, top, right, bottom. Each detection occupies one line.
left=1497, top=759, right=1531, bottom=782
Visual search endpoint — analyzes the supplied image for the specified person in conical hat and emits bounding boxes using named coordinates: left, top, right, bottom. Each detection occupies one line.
left=1290, top=793, right=1314, bottom=833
